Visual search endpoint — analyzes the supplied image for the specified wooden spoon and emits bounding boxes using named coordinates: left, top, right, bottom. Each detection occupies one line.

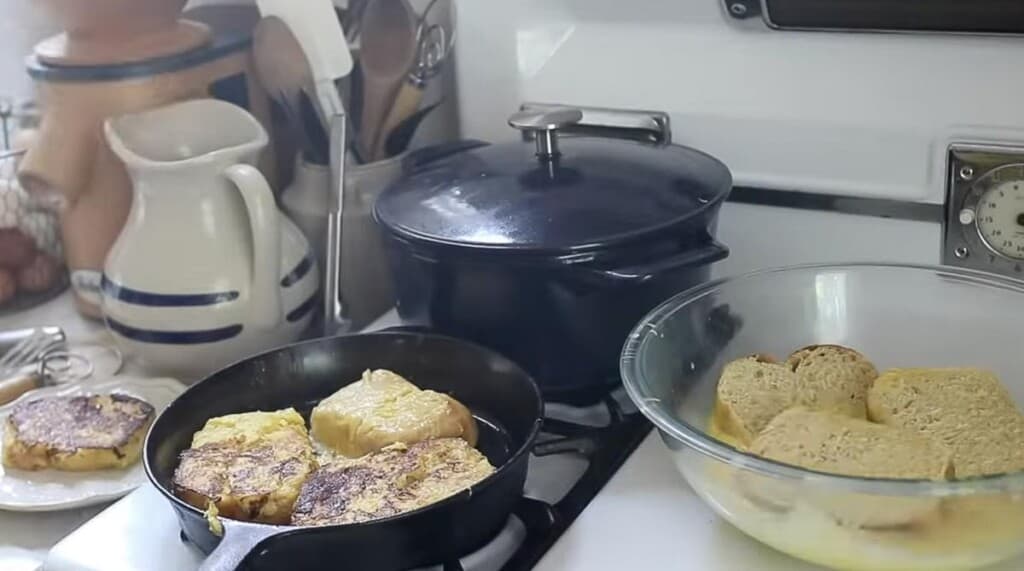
left=358, top=0, right=418, bottom=162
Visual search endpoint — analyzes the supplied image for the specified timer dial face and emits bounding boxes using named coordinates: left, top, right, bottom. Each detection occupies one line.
left=976, top=178, right=1024, bottom=260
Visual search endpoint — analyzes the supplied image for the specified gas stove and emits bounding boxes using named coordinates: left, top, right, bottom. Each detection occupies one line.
left=40, top=182, right=977, bottom=571
left=45, top=387, right=651, bottom=571
left=40, top=198, right=1023, bottom=571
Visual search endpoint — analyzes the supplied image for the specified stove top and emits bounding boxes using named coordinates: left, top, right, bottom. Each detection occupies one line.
left=38, top=202, right=980, bottom=571
left=501, top=392, right=651, bottom=571
left=46, top=388, right=651, bottom=571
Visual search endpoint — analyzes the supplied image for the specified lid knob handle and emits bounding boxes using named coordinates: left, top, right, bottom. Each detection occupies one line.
left=508, top=108, right=583, bottom=159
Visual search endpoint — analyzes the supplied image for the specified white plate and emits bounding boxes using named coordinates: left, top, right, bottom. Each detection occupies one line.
left=0, top=376, right=184, bottom=512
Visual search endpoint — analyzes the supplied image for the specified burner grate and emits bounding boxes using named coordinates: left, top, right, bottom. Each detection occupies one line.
left=501, top=395, right=652, bottom=571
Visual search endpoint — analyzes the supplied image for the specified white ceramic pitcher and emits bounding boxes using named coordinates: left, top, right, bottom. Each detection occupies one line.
left=101, top=99, right=319, bottom=380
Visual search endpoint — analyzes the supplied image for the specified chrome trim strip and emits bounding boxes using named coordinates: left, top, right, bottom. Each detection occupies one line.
left=727, top=186, right=943, bottom=223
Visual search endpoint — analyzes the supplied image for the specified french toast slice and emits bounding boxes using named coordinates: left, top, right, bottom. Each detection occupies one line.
left=172, top=408, right=317, bottom=525
left=311, top=369, right=478, bottom=458
left=292, top=437, right=494, bottom=526
left=2, top=394, right=154, bottom=471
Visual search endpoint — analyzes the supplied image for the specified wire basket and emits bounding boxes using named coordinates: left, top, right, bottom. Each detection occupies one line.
left=0, top=149, right=68, bottom=314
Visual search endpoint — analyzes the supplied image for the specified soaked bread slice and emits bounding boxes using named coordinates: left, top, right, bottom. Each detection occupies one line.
left=714, top=346, right=879, bottom=447
left=172, top=408, right=317, bottom=524
left=868, top=368, right=1024, bottom=478
left=311, top=369, right=477, bottom=458
left=750, top=408, right=952, bottom=528
left=292, top=437, right=494, bottom=526
left=751, top=408, right=953, bottom=480
left=2, top=394, right=154, bottom=471
left=785, top=345, right=878, bottom=418
left=713, top=355, right=800, bottom=447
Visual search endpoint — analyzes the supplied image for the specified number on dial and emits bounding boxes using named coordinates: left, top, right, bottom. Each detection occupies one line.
left=976, top=180, right=1024, bottom=260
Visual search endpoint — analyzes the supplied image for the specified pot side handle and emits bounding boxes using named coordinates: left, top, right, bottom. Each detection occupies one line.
left=224, top=164, right=283, bottom=330
left=577, top=241, right=729, bottom=285
left=198, top=521, right=283, bottom=571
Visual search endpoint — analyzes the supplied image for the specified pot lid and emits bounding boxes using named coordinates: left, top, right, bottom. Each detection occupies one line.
left=375, top=107, right=732, bottom=255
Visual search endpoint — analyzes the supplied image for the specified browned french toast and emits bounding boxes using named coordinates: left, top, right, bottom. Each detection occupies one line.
left=292, top=437, right=494, bottom=526
left=2, top=394, right=154, bottom=471
left=172, top=409, right=317, bottom=525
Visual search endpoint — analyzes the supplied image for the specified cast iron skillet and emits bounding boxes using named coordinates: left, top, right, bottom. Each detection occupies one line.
left=144, top=331, right=543, bottom=571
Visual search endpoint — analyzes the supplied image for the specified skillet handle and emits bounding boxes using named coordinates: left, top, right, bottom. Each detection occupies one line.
left=198, top=521, right=283, bottom=571
left=573, top=241, right=729, bottom=285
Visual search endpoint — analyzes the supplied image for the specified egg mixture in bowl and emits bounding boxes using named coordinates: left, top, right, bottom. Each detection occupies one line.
left=621, top=263, right=1024, bottom=571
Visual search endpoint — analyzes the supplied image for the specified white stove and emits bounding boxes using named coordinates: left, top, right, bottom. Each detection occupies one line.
left=0, top=163, right=973, bottom=571
left=37, top=198, right=949, bottom=571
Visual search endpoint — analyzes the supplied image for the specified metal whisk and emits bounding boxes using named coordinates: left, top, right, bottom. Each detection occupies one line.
left=0, top=328, right=63, bottom=377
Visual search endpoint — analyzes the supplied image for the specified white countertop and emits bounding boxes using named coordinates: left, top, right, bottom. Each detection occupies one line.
left=1, top=507, right=106, bottom=571
left=536, top=434, right=1024, bottom=571
left=0, top=292, right=116, bottom=570
left=1, top=295, right=1016, bottom=571
left=535, top=433, right=822, bottom=571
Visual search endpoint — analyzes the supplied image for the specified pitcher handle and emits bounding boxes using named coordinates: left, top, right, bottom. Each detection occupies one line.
left=224, top=164, right=282, bottom=330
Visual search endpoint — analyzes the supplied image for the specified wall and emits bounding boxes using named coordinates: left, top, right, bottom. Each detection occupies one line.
left=0, top=2, right=56, bottom=102
left=455, top=0, right=1024, bottom=205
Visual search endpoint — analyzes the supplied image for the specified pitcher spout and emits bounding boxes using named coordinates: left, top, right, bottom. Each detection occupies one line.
left=103, top=99, right=268, bottom=173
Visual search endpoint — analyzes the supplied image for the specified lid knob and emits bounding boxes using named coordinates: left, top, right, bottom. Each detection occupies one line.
left=508, top=108, right=583, bottom=160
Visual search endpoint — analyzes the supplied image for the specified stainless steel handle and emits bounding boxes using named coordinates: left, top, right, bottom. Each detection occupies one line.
left=507, top=108, right=583, bottom=159
left=517, top=102, right=672, bottom=146
left=324, top=112, right=347, bottom=334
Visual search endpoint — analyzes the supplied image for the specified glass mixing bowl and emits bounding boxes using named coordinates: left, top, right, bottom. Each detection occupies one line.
left=621, top=263, right=1024, bottom=571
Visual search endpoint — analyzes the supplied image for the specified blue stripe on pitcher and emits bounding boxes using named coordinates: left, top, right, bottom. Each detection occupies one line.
left=102, top=275, right=239, bottom=307
left=280, top=253, right=314, bottom=287
left=105, top=318, right=243, bottom=345
left=286, top=292, right=319, bottom=323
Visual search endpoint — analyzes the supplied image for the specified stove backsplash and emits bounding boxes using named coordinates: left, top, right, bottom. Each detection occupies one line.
left=453, top=0, right=1024, bottom=205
